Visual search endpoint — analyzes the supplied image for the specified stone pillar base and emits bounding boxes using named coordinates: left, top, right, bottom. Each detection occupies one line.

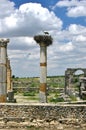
left=7, top=91, right=16, bottom=103
left=39, top=83, right=47, bottom=103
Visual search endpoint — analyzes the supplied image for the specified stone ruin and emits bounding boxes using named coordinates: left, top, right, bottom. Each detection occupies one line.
left=7, top=58, right=12, bottom=92
left=0, top=38, right=15, bottom=102
left=65, top=68, right=86, bottom=100
left=7, top=58, right=16, bottom=102
left=79, top=77, right=86, bottom=99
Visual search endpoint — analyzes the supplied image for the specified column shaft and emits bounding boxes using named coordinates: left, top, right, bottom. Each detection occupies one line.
left=0, top=39, right=9, bottom=102
left=0, top=47, right=7, bottom=102
left=39, top=44, right=47, bottom=103
left=7, top=59, right=12, bottom=92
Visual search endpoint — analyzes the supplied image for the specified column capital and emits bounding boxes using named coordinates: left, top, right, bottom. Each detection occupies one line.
left=0, top=39, right=9, bottom=47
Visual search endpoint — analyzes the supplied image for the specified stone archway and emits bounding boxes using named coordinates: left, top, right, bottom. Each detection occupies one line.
left=65, top=68, right=86, bottom=96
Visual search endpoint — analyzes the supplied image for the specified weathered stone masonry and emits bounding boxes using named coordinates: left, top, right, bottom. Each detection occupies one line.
left=0, top=103, right=86, bottom=124
left=65, top=68, right=86, bottom=96
left=7, top=58, right=13, bottom=92
left=0, top=39, right=9, bottom=102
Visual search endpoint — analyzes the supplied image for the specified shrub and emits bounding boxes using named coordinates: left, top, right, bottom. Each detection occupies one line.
left=49, top=97, right=64, bottom=103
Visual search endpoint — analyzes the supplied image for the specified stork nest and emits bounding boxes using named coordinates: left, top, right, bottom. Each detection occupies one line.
left=34, top=35, right=53, bottom=46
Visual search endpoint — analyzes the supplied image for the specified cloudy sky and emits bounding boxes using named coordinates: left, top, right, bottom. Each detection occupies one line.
left=0, top=0, right=86, bottom=77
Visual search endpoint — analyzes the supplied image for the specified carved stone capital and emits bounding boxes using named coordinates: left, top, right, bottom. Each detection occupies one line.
left=0, top=39, right=9, bottom=47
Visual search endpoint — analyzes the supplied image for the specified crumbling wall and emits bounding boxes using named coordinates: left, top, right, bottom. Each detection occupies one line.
left=65, top=68, right=86, bottom=95
left=0, top=103, right=86, bottom=128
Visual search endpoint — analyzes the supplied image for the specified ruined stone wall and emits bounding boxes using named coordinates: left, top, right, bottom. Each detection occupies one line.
left=13, top=87, right=64, bottom=93
left=0, top=103, right=86, bottom=128
left=0, top=103, right=86, bottom=121
left=13, top=87, right=39, bottom=93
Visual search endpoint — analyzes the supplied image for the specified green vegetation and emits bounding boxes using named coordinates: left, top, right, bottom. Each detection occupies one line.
left=23, top=92, right=35, bottom=96
left=23, top=92, right=39, bottom=101
left=13, top=76, right=65, bottom=103
left=49, top=97, right=64, bottom=103
left=49, top=92, right=64, bottom=103
left=70, top=95, right=77, bottom=101
left=12, top=76, right=65, bottom=89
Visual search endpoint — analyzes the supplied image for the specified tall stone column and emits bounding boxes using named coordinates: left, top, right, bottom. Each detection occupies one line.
left=39, top=43, right=47, bottom=102
left=0, top=38, right=9, bottom=102
left=34, top=34, right=53, bottom=103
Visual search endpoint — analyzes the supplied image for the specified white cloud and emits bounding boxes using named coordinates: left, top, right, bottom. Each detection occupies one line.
left=7, top=36, right=40, bottom=77
left=7, top=37, right=40, bottom=65
left=59, top=42, right=74, bottom=52
left=0, top=0, right=15, bottom=18
left=56, top=0, right=77, bottom=7
left=68, top=24, right=86, bottom=35
left=50, top=24, right=86, bottom=46
left=8, top=37, right=36, bottom=50
left=0, top=2, right=62, bottom=37
left=56, top=0, right=86, bottom=7
left=55, top=0, right=86, bottom=17
left=75, top=35, right=86, bottom=42
left=5, top=15, right=18, bottom=28
left=67, top=6, right=86, bottom=17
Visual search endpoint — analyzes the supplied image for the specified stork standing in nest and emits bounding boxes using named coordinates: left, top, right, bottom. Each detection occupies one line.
left=44, top=31, right=49, bottom=35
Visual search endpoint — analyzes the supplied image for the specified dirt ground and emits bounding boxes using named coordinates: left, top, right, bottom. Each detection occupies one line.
left=14, top=93, right=39, bottom=103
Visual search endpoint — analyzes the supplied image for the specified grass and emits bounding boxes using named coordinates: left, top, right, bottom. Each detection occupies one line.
left=48, top=92, right=64, bottom=103
left=49, top=97, right=64, bottom=103
left=70, top=95, right=77, bottom=101
left=23, top=92, right=39, bottom=101
left=23, top=92, right=36, bottom=96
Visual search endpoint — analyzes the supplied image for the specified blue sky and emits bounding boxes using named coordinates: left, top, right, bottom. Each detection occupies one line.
left=10, top=0, right=58, bottom=8
left=0, top=0, right=86, bottom=77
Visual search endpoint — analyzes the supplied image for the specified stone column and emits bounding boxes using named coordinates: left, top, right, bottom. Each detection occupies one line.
left=39, top=43, right=47, bottom=102
left=7, top=58, right=12, bottom=92
left=0, top=38, right=9, bottom=102
left=7, top=58, right=16, bottom=103
left=65, top=70, right=68, bottom=94
left=34, top=34, right=53, bottom=103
